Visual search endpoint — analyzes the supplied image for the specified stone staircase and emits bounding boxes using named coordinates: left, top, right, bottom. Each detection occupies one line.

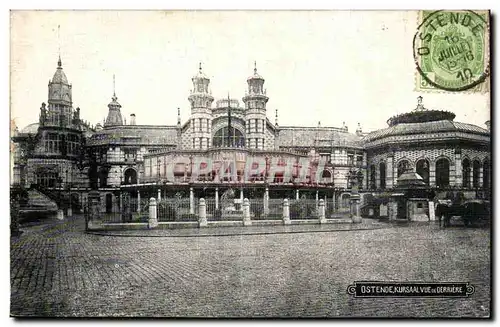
left=22, top=189, right=58, bottom=212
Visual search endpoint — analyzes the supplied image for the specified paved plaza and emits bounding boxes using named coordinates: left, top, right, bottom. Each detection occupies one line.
left=10, top=216, right=490, bottom=318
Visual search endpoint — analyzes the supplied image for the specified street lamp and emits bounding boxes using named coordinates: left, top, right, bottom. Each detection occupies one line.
left=65, top=168, right=72, bottom=216
left=57, top=175, right=63, bottom=213
left=347, top=169, right=363, bottom=223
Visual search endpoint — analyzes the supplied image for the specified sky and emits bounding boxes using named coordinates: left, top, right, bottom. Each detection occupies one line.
left=10, top=10, right=491, bottom=133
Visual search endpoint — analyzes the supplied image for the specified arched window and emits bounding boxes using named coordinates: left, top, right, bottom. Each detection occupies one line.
left=436, top=158, right=450, bottom=188
left=473, top=160, right=481, bottom=188
left=397, top=160, right=411, bottom=177
left=483, top=159, right=490, bottom=189
left=416, top=159, right=430, bottom=185
left=379, top=162, right=386, bottom=189
left=369, top=164, right=376, bottom=189
left=123, top=168, right=138, bottom=185
left=212, top=127, right=245, bottom=148
left=462, top=158, right=471, bottom=188
left=321, top=170, right=332, bottom=184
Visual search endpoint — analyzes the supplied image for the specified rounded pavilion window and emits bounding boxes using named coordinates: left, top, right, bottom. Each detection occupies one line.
left=212, top=127, right=245, bottom=148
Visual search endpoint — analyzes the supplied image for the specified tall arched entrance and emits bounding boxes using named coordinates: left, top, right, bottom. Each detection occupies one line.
left=473, top=160, right=481, bottom=188
left=416, top=159, right=430, bottom=185
left=435, top=158, right=450, bottom=188
left=379, top=162, right=386, bottom=189
left=462, top=158, right=471, bottom=188
left=483, top=159, right=490, bottom=189
left=397, top=159, right=411, bottom=178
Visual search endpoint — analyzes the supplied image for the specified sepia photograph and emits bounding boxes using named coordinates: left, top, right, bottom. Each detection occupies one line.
left=9, top=9, right=491, bottom=318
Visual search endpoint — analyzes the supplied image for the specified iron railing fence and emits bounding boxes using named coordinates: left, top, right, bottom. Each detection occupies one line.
left=288, top=199, right=319, bottom=219
left=157, top=198, right=196, bottom=222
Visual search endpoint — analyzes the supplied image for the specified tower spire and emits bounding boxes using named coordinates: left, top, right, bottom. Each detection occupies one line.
left=57, top=25, right=62, bottom=67
left=227, top=92, right=232, bottom=147
left=112, top=74, right=117, bottom=101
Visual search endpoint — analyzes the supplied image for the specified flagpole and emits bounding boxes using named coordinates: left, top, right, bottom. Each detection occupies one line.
left=227, top=93, right=232, bottom=147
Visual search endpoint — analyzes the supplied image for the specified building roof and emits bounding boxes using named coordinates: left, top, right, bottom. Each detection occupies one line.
left=52, top=58, right=68, bottom=84
left=396, top=170, right=426, bottom=188
left=363, top=120, right=489, bottom=143
left=88, top=125, right=178, bottom=146
left=19, top=123, right=39, bottom=135
left=278, top=127, right=363, bottom=148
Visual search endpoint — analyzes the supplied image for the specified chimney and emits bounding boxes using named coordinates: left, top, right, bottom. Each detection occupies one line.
left=130, top=113, right=136, bottom=126
left=485, top=120, right=490, bottom=131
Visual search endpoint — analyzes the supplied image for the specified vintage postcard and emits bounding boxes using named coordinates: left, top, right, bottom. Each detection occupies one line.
left=9, top=10, right=491, bottom=318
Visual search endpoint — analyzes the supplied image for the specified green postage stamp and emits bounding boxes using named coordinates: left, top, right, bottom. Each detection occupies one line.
left=413, top=10, right=490, bottom=93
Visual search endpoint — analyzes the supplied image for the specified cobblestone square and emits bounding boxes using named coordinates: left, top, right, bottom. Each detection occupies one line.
left=10, top=216, right=490, bottom=318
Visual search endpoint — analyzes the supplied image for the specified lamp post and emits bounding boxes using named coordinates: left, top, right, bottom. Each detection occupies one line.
left=347, top=168, right=363, bottom=223
left=65, top=168, right=72, bottom=217
left=119, top=173, right=123, bottom=222
left=57, top=175, right=64, bottom=219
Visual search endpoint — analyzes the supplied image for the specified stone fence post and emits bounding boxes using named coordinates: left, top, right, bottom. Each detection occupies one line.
left=86, top=190, right=101, bottom=230
left=243, top=198, right=252, bottom=226
left=350, top=194, right=362, bottom=223
left=319, top=199, right=327, bottom=224
left=199, top=198, right=208, bottom=227
left=148, top=197, right=158, bottom=229
left=428, top=201, right=436, bottom=221
left=283, top=198, right=291, bottom=225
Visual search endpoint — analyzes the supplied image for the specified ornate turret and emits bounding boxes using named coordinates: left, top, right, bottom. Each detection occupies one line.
left=104, top=75, right=123, bottom=126
left=188, top=63, right=214, bottom=150
left=43, top=55, right=74, bottom=128
left=243, top=62, right=269, bottom=150
left=356, top=123, right=363, bottom=136
left=48, top=56, right=71, bottom=104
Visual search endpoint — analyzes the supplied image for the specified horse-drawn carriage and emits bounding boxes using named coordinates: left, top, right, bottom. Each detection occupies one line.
left=435, top=199, right=490, bottom=227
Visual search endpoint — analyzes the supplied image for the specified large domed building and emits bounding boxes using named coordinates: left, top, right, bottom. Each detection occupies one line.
left=363, top=96, right=491, bottom=195
left=11, top=57, right=491, bottom=219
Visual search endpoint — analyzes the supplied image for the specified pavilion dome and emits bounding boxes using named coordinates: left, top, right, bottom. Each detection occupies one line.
left=363, top=96, right=489, bottom=144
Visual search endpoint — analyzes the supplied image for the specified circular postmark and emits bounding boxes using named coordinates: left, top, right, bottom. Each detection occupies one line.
left=413, top=10, right=489, bottom=91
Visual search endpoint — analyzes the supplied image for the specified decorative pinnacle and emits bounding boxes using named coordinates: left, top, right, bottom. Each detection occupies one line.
left=275, top=108, right=278, bottom=126
left=199, top=62, right=202, bottom=73
left=415, top=95, right=425, bottom=111
left=254, top=61, right=257, bottom=74
left=177, top=107, right=181, bottom=124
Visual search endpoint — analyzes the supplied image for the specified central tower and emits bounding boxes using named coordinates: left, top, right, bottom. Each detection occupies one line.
left=242, top=62, right=269, bottom=149
left=188, top=63, right=214, bottom=149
